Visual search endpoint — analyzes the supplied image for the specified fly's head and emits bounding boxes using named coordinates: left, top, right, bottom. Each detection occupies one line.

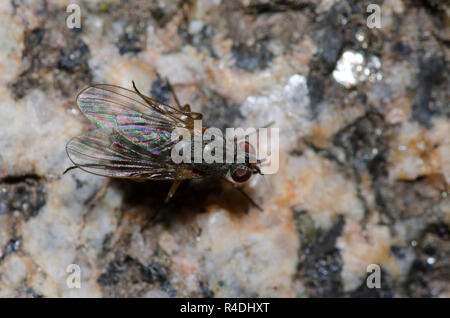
left=229, top=141, right=263, bottom=183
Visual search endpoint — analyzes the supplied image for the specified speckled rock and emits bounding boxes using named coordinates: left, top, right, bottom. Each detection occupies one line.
left=0, top=0, right=449, bottom=297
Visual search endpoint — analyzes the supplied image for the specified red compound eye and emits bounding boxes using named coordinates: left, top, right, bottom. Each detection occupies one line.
left=231, top=168, right=252, bottom=183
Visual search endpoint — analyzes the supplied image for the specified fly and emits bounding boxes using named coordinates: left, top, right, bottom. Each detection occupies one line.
left=64, top=80, right=263, bottom=210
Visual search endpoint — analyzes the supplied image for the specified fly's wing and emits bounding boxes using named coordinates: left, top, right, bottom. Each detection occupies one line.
left=76, top=84, right=200, bottom=155
left=66, top=84, right=202, bottom=180
left=66, top=130, right=199, bottom=180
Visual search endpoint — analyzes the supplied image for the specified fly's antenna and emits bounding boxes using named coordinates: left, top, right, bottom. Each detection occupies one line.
left=254, top=161, right=272, bottom=192
left=63, top=163, right=107, bottom=175
left=261, top=121, right=275, bottom=128
left=63, top=166, right=78, bottom=175
left=254, top=165, right=263, bottom=175
left=132, top=80, right=142, bottom=95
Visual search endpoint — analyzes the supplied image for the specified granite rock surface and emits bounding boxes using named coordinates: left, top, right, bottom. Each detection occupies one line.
left=0, top=0, right=448, bottom=297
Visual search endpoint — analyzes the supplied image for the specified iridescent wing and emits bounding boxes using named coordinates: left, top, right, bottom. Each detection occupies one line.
left=66, top=130, right=199, bottom=180
left=76, top=84, right=201, bottom=154
left=66, top=84, right=202, bottom=180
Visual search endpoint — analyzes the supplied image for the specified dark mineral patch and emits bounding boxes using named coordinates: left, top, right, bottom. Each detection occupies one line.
left=178, top=20, right=216, bottom=56
left=390, top=245, right=408, bottom=259
left=111, top=1, right=180, bottom=55
left=294, top=210, right=345, bottom=297
left=25, top=287, right=44, bottom=298
left=307, top=0, right=385, bottom=110
left=0, top=177, right=46, bottom=220
left=333, top=111, right=387, bottom=177
left=232, top=41, right=274, bottom=72
left=23, top=28, right=46, bottom=54
left=200, top=90, right=243, bottom=130
left=199, top=280, right=214, bottom=298
left=10, top=4, right=93, bottom=99
left=97, top=253, right=173, bottom=297
left=150, top=76, right=171, bottom=105
left=374, top=175, right=446, bottom=221
left=392, top=40, right=412, bottom=57
left=411, top=54, right=448, bottom=127
left=97, top=260, right=124, bottom=286
left=191, top=25, right=215, bottom=53
left=404, top=222, right=450, bottom=297
left=0, top=238, right=21, bottom=264
left=149, top=1, right=181, bottom=27
left=141, top=261, right=169, bottom=284
left=117, top=32, right=143, bottom=55
left=307, top=1, right=346, bottom=76
left=58, top=39, right=90, bottom=73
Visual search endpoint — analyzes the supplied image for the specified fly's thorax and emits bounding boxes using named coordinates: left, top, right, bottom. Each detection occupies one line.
left=189, top=136, right=258, bottom=182
left=191, top=161, right=231, bottom=177
left=199, top=139, right=257, bottom=163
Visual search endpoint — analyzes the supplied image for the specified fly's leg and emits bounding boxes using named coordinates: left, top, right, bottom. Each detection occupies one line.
left=63, top=166, right=78, bottom=174
left=64, top=167, right=112, bottom=226
left=182, top=104, right=192, bottom=112
left=235, top=186, right=263, bottom=212
left=219, top=176, right=263, bottom=211
left=165, top=180, right=182, bottom=203
left=162, top=79, right=190, bottom=201
left=84, top=178, right=111, bottom=210
left=164, top=77, right=181, bottom=110
left=77, top=178, right=111, bottom=240
left=164, top=77, right=192, bottom=112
